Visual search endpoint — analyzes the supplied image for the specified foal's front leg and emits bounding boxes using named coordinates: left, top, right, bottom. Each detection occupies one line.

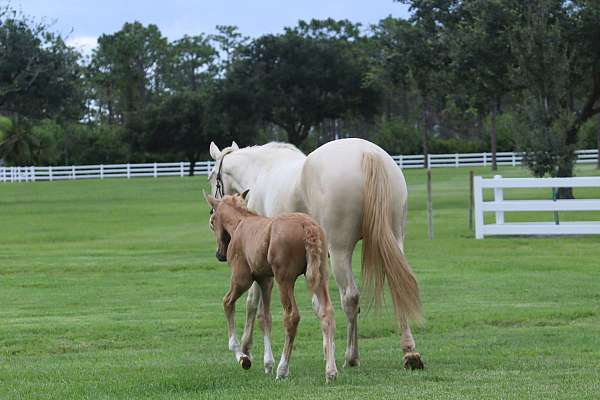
left=223, top=278, right=253, bottom=369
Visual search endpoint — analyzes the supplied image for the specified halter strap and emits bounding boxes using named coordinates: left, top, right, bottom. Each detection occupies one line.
left=214, top=148, right=235, bottom=199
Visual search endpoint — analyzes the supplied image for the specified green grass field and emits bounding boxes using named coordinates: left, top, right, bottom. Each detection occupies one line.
left=1, top=165, right=600, bottom=399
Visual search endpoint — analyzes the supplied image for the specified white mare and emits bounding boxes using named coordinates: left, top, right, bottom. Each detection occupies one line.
left=208, top=138, right=424, bottom=370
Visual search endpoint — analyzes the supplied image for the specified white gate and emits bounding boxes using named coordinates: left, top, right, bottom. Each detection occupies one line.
left=474, top=175, right=600, bottom=239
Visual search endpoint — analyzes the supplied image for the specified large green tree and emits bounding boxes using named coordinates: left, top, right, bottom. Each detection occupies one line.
left=90, top=22, right=168, bottom=151
left=511, top=0, right=600, bottom=195
left=226, top=20, right=380, bottom=146
left=0, top=6, right=83, bottom=120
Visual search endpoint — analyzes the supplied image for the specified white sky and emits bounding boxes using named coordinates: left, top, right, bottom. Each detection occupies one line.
left=12, top=0, right=410, bottom=55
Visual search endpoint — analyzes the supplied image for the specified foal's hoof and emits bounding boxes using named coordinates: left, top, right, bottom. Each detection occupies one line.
left=325, top=370, right=337, bottom=383
left=264, top=363, right=274, bottom=374
left=239, top=355, right=252, bottom=370
left=403, top=352, right=424, bottom=370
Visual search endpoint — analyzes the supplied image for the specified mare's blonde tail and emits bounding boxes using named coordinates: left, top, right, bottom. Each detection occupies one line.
left=361, top=152, right=422, bottom=323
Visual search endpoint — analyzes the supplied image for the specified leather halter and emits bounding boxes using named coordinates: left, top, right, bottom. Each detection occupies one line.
left=213, top=148, right=235, bottom=200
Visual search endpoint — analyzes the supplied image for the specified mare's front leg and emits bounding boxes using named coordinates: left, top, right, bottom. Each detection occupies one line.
left=257, top=277, right=274, bottom=374
left=275, top=280, right=300, bottom=380
left=223, top=270, right=253, bottom=370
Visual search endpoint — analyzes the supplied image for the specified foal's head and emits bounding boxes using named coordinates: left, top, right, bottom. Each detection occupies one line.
left=205, top=190, right=250, bottom=262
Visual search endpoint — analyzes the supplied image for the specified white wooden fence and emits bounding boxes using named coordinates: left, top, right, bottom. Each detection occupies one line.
left=1, top=149, right=598, bottom=183
left=474, top=175, right=600, bottom=239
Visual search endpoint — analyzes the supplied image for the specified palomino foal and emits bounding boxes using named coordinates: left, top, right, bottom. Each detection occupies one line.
left=205, top=191, right=338, bottom=382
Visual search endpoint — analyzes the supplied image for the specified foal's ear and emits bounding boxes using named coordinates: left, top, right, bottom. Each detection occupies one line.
left=231, top=141, right=240, bottom=151
left=241, top=189, right=250, bottom=201
left=209, top=142, right=222, bottom=160
left=203, top=190, right=220, bottom=209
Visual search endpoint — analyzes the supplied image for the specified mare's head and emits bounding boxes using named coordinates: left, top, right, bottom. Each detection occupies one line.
left=208, top=141, right=305, bottom=200
left=208, top=141, right=240, bottom=198
left=205, top=190, right=250, bottom=262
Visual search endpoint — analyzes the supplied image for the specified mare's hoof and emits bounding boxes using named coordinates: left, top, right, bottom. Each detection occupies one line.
left=239, top=355, right=252, bottom=370
left=343, top=358, right=360, bottom=368
left=403, top=352, right=424, bottom=370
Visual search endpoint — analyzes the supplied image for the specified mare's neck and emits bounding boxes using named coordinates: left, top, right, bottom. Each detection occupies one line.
left=227, top=150, right=306, bottom=216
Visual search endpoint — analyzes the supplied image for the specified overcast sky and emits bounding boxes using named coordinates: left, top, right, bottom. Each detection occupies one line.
left=12, top=0, right=410, bottom=54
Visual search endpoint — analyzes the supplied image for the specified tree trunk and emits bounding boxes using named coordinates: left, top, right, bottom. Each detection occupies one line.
left=491, top=105, right=498, bottom=171
left=188, top=158, right=196, bottom=177
left=422, top=99, right=431, bottom=169
left=556, top=155, right=575, bottom=199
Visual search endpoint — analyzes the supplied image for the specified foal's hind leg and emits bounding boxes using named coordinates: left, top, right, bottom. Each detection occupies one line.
left=275, top=280, right=300, bottom=380
left=311, top=281, right=338, bottom=382
left=223, top=276, right=253, bottom=369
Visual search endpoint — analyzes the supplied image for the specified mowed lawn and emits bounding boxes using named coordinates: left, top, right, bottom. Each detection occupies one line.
left=1, top=165, right=600, bottom=400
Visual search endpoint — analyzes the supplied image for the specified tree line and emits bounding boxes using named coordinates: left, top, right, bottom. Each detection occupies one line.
left=1, top=0, right=599, bottom=186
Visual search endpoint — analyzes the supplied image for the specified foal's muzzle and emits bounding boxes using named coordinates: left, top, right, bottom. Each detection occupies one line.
left=215, top=250, right=227, bottom=262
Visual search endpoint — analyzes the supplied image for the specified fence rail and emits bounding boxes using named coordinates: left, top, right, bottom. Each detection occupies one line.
left=1, top=149, right=598, bottom=183
left=474, top=174, right=600, bottom=239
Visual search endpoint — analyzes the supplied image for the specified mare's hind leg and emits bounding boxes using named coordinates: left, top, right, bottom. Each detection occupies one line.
left=395, top=227, right=424, bottom=370
left=330, top=247, right=360, bottom=367
left=223, top=275, right=254, bottom=370
left=400, top=314, right=424, bottom=370
left=275, top=280, right=300, bottom=380
left=257, top=278, right=274, bottom=374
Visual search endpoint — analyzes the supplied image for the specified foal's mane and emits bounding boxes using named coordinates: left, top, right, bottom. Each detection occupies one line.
left=221, top=195, right=258, bottom=218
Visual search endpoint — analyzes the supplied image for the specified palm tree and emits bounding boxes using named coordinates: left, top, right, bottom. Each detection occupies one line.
left=0, top=115, right=39, bottom=166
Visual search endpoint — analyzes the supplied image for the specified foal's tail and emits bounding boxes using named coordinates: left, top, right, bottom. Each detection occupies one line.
left=361, top=152, right=422, bottom=323
left=304, top=223, right=329, bottom=295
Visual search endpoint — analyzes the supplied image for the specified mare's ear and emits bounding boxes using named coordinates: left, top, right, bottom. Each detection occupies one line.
left=203, top=190, right=220, bottom=209
left=241, top=189, right=250, bottom=201
left=209, top=142, right=222, bottom=160
left=231, top=141, right=240, bottom=151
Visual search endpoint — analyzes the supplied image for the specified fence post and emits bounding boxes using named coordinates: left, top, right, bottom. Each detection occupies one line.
left=0, top=167, right=4, bottom=183
left=49, top=166, right=53, bottom=182
left=512, top=153, right=516, bottom=167
left=72, top=165, right=76, bottom=180
left=180, top=161, right=184, bottom=177
left=474, top=176, right=484, bottom=239
left=399, top=155, right=403, bottom=169
left=154, top=162, right=158, bottom=178
left=494, top=175, right=504, bottom=225
left=427, top=169, right=434, bottom=240
left=127, top=163, right=131, bottom=179
left=469, top=170, right=474, bottom=230
left=31, top=166, right=36, bottom=182
left=483, top=152, right=488, bottom=166
left=455, top=153, right=459, bottom=167
left=100, top=164, right=104, bottom=180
